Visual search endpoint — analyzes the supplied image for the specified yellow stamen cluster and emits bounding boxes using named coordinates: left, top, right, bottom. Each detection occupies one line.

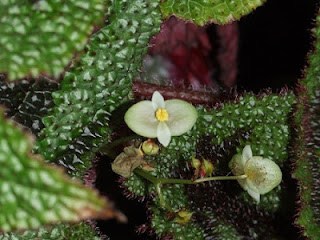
left=155, top=108, right=169, bottom=122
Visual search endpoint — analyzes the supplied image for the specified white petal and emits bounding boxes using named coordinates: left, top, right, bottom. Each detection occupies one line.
left=152, top=91, right=165, bottom=110
left=164, top=99, right=198, bottom=136
left=245, top=157, right=282, bottom=194
left=242, top=145, right=253, bottom=163
left=247, top=188, right=260, bottom=203
left=229, top=154, right=245, bottom=176
left=157, top=122, right=171, bottom=147
left=124, top=101, right=158, bottom=138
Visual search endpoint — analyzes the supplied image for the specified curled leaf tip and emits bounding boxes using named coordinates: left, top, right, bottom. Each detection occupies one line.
left=111, top=146, right=143, bottom=178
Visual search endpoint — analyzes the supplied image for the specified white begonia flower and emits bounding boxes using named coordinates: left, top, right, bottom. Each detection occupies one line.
left=228, top=145, right=282, bottom=203
left=124, top=91, right=198, bottom=147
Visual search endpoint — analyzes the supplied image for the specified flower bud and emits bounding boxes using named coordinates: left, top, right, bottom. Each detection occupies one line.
left=191, top=157, right=201, bottom=169
left=173, top=210, right=193, bottom=224
left=201, top=159, right=214, bottom=177
left=199, top=169, right=206, bottom=178
left=142, top=140, right=159, bottom=155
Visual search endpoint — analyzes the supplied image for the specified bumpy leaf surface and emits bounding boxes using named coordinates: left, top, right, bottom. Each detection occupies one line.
left=293, top=10, right=320, bottom=239
left=35, top=0, right=162, bottom=177
left=127, top=91, right=295, bottom=239
left=0, top=0, right=105, bottom=80
left=0, top=110, right=110, bottom=232
left=0, top=75, right=59, bottom=135
left=160, top=0, right=266, bottom=25
left=0, top=222, right=100, bottom=240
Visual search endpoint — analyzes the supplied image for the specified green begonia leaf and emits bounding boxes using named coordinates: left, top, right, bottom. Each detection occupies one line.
left=0, top=75, right=59, bottom=135
left=0, top=0, right=105, bottom=80
left=0, top=109, right=114, bottom=232
left=160, top=0, right=266, bottom=25
left=0, top=222, right=100, bottom=240
left=293, top=9, right=320, bottom=238
left=35, top=0, right=162, bottom=177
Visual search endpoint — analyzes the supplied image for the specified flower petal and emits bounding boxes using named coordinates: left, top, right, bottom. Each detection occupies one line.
left=124, top=101, right=158, bottom=138
left=157, top=122, right=171, bottom=147
left=164, top=99, right=198, bottom=136
left=247, top=188, right=260, bottom=203
left=152, top=91, right=165, bottom=110
left=242, top=145, right=253, bottom=163
left=245, top=156, right=282, bottom=194
left=229, top=154, right=245, bottom=175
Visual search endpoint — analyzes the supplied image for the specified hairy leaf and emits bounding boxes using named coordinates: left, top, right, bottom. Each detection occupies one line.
left=0, top=0, right=105, bottom=80
left=0, top=75, right=59, bottom=135
left=293, top=9, right=320, bottom=238
left=35, top=0, right=162, bottom=177
left=0, top=110, right=113, bottom=232
left=160, top=0, right=266, bottom=25
left=0, top=222, right=101, bottom=240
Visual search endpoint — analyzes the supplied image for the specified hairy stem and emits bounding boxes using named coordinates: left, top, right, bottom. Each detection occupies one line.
left=134, top=168, right=247, bottom=185
left=133, top=81, right=220, bottom=105
left=134, top=168, right=247, bottom=212
left=155, top=183, right=174, bottom=212
left=134, top=167, right=158, bottom=184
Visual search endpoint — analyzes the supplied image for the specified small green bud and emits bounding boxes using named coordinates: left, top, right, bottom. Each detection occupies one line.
left=201, top=159, right=214, bottom=177
left=173, top=210, right=193, bottom=224
left=191, top=157, right=201, bottom=169
left=142, top=140, right=159, bottom=155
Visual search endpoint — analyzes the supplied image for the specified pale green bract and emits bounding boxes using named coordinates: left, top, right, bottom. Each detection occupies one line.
left=124, top=91, right=198, bottom=147
left=229, top=145, right=282, bottom=203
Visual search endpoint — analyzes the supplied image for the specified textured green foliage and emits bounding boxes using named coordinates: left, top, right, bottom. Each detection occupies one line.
left=151, top=206, right=204, bottom=240
left=0, top=0, right=105, bottom=80
left=0, top=75, right=59, bottom=135
left=295, top=93, right=320, bottom=239
left=1, top=0, right=162, bottom=237
left=126, top=91, right=295, bottom=238
left=2, top=0, right=313, bottom=238
left=210, top=222, right=241, bottom=240
left=300, top=12, right=320, bottom=97
left=293, top=11, right=320, bottom=238
left=35, top=0, right=162, bottom=177
left=160, top=0, right=266, bottom=25
left=0, top=110, right=110, bottom=232
left=0, top=222, right=100, bottom=240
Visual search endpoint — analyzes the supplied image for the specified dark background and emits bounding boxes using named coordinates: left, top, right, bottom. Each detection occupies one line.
left=238, top=0, right=319, bottom=92
left=96, top=1, right=319, bottom=239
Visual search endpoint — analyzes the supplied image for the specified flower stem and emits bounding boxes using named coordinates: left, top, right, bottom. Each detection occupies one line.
left=194, top=174, right=247, bottom=183
left=159, top=178, right=194, bottom=185
left=134, top=168, right=158, bottom=184
left=133, top=168, right=247, bottom=212
left=134, top=168, right=176, bottom=212
left=134, top=168, right=247, bottom=185
left=155, top=183, right=174, bottom=212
